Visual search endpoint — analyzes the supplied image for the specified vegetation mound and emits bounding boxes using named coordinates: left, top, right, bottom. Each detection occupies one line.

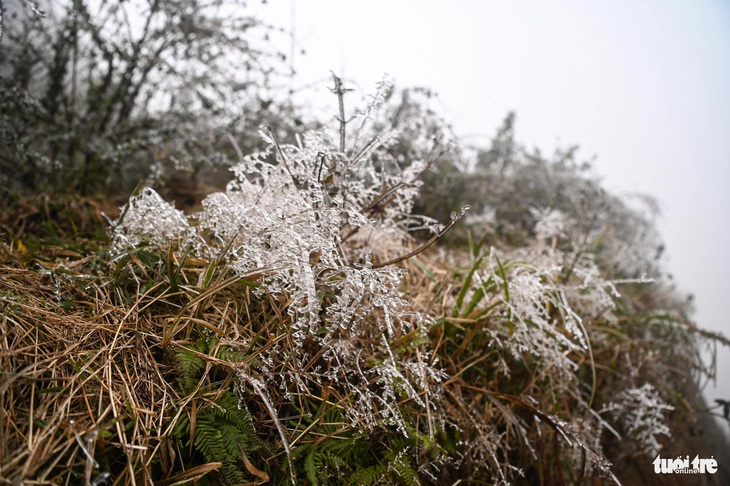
left=1, top=2, right=729, bottom=484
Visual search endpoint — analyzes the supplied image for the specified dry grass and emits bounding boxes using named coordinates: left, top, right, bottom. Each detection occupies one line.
left=0, top=232, right=441, bottom=484
left=0, top=236, right=272, bottom=484
left=0, top=243, right=176, bottom=484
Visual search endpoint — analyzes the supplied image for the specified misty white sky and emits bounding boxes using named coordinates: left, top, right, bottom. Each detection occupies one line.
left=252, top=0, right=730, bottom=414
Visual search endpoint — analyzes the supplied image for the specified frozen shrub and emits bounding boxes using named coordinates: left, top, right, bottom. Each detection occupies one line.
left=0, top=0, right=298, bottom=196
left=110, top=78, right=453, bottom=479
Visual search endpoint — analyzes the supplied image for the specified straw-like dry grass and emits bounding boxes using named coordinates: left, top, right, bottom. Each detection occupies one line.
left=0, top=234, right=267, bottom=483
left=0, top=242, right=176, bottom=484
left=0, top=230, right=444, bottom=485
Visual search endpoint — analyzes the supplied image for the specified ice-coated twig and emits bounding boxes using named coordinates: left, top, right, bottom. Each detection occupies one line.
left=373, top=205, right=470, bottom=269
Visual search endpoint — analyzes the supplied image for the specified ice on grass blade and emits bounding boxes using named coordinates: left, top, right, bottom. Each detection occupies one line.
left=237, top=370, right=297, bottom=485
left=487, top=256, right=583, bottom=381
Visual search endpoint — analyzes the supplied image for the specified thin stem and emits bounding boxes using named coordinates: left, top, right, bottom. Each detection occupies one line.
left=373, top=214, right=461, bottom=269
left=330, top=72, right=349, bottom=153
left=263, top=125, right=300, bottom=190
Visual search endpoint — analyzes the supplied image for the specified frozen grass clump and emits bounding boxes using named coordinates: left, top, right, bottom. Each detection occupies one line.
left=108, top=76, right=455, bottom=483
left=111, top=187, right=195, bottom=251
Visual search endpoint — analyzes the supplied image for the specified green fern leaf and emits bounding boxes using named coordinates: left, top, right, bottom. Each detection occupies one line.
left=185, top=391, right=266, bottom=486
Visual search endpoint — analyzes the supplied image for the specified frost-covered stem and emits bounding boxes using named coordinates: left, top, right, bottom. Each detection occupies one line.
left=263, top=125, right=300, bottom=190
left=244, top=374, right=296, bottom=485
left=560, top=211, right=600, bottom=282
left=373, top=211, right=462, bottom=269
left=331, top=72, right=347, bottom=153
left=226, top=132, right=246, bottom=162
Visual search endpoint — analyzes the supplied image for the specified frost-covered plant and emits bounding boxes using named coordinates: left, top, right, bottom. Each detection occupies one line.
left=114, top=124, right=441, bottom=352
left=111, top=187, right=196, bottom=250
left=439, top=228, right=610, bottom=478
left=427, top=192, right=707, bottom=482
left=604, top=383, right=674, bottom=457
left=474, top=245, right=586, bottom=384
left=414, top=113, right=724, bottom=483
left=110, top=76, right=457, bottom=482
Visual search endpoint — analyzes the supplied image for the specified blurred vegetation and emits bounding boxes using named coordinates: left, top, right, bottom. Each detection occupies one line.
left=1, top=1, right=729, bottom=485
left=0, top=0, right=314, bottom=199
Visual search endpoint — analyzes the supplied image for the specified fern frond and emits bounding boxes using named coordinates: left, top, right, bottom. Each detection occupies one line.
left=175, top=347, right=206, bottom=394
left=348, top=463, right=388, bottom=486
left=305, top=445, right=352, bottom=485
left=390, top=455, right=421, bottom=486
left=183, top=391, right=267, bottom=486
